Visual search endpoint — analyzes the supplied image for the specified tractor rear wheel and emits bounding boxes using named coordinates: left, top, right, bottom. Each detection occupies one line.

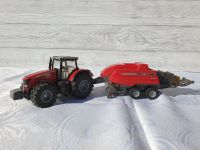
left=72, top=74, right=94, bottom=98
left=145, top=87, right=159, bottom=100
left=129, top=88, right=141, bottom=99
left=30, top=83, right=57, bottom=108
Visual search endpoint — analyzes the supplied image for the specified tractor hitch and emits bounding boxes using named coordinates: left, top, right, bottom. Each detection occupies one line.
left=93, top=77, right=105, bottom=84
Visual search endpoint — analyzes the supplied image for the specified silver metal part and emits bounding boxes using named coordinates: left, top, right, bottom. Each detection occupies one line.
left=178, top=77, right=194, bottom=86
left=107, top=84, right=117, bottom=98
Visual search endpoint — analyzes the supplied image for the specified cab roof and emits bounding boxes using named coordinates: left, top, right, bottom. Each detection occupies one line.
left=52, top=56, right=78, bottom=61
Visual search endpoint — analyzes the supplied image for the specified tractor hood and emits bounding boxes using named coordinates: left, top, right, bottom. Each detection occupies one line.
left=22, top=69, right=53, bottom=81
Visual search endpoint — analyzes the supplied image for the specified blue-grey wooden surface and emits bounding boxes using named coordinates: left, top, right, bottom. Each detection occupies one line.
left=0, top=0, right=199, bottom=71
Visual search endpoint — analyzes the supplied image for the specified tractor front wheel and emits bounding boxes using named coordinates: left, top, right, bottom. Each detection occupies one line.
left=30, top=83, right=57, bottom=108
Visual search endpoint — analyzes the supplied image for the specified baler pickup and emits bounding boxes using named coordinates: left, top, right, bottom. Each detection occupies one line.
left=157, top=71, right=194, bottom=88
left=178, top=77, right=194, bottom=87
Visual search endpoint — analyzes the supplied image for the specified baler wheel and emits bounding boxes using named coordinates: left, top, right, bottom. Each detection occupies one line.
left=145, top=88, right=159, bottom=100
left=129, top=88, right=141, bottom=99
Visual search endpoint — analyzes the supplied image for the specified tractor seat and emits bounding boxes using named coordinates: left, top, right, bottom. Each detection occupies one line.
left=62, top=66, right=75, bottom=80
left=68, top=66, right=75, bottom=74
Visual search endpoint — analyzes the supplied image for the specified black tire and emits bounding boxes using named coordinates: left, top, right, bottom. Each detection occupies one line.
left=145, top=87, right=159, bottom=100
left=72, top=73, right=94, bottom=98
left=129, top=88, right=141, bottom=99
left=30, top=83, right=57, bottom=108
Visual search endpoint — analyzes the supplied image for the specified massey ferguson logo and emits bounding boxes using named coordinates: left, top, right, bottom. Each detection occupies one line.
left=121, top=73, right=138, bottom=76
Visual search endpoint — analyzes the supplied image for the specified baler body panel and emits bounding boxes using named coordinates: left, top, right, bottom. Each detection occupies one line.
left=101, top=63, right=160, bottom=87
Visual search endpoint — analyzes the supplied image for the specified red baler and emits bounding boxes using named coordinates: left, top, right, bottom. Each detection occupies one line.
left=99, top=63, right=194, bottom=99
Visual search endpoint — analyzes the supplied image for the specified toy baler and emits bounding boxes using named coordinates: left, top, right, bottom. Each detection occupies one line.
left=99, top=63, right=194, bottom=99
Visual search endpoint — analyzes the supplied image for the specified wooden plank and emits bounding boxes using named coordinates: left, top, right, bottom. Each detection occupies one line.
left=0, top=0, right=200, bottom=19
left=0, top=14, right=200, bottom=26
left=0, top=48, right=199, bottom=71
left=0, top=24, right=200, bottom=52
left=0, top=0, right=200, bottom=26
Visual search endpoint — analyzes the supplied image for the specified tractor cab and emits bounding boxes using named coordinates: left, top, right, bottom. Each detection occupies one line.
left=49, top=56, right=78, bottom=80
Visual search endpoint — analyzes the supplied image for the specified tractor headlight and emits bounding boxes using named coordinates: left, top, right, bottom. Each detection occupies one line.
left=23, top=80, right=29, bottom=88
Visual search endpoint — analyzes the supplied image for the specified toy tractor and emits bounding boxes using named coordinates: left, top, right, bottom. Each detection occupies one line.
left=10, top=56, right=94, bottom=108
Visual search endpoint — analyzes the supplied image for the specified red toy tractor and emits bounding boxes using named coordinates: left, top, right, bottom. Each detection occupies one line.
left=10, top=56, right=94, bottom=108
left=10, top=56, right=194, bottom=108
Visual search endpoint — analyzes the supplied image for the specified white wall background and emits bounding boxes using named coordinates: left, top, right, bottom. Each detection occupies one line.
left=0, top=0, right=199, bottom=71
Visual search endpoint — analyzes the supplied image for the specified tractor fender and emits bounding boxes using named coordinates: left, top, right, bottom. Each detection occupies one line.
left=68, top=69, right=93, bottom=82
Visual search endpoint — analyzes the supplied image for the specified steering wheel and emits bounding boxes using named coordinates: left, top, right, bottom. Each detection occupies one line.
left=62, top=65, right=69, bottom=70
